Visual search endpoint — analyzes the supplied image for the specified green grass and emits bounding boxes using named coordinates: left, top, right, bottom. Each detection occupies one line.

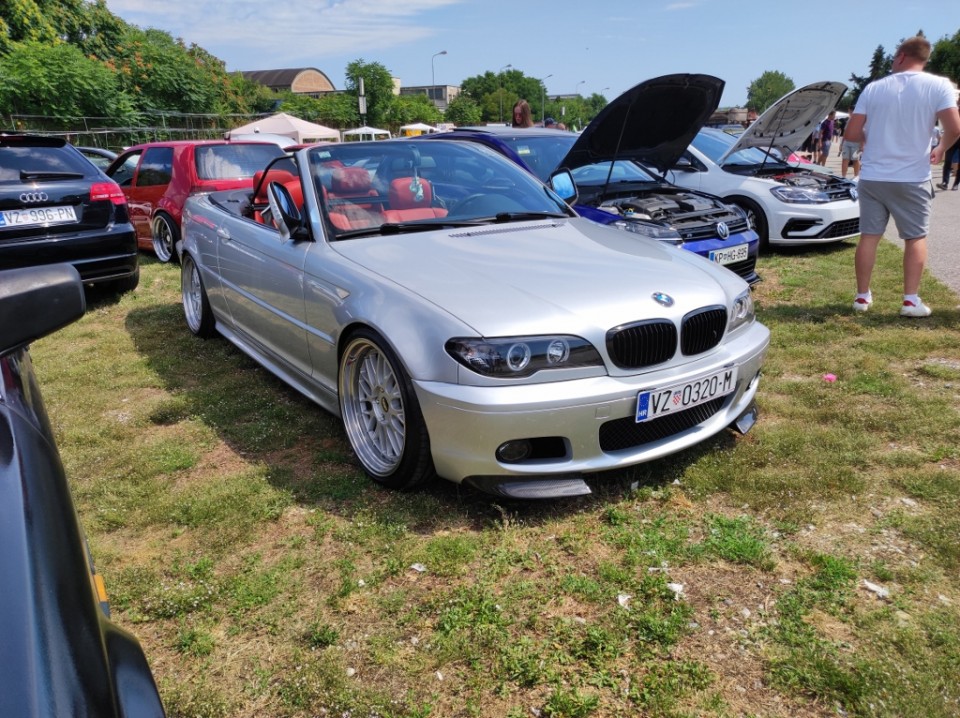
left=31, top=244, right=960, bottom=717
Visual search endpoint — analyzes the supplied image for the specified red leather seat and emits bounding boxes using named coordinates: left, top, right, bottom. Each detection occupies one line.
left=252, top=169, right=296, bottom=204
left=382, top=177, right=448, bottom=223
left=323, top=167, right=382, bottom=230
left=251, top=169, right=303, bottom=225
left=328, top=167, right=377, bottom=200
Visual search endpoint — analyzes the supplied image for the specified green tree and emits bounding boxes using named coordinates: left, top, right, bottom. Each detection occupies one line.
left=746, top=70, right=795, bottom=114
left=110, top=27, right=224, bottom=113
left=0, top=40, right=135, bottom=123
left=345, top=59, right=395, bottom=128
left=0, top=0, right=59, bottom=51
left=444, top=94, right=482, bottom=126
left=928, top=29, right=960, bottom=86
left=386, top=93, right=442, bottom=129
left=848, top=44, right=892, bottom=107
left=461, top=68, right=552, bottom=123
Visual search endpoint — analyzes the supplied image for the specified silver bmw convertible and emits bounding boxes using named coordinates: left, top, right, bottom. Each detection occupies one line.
left=180, top=138, right=769, bottom=499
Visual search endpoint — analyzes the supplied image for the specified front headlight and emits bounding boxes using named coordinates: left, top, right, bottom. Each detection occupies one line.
left=727, top=289, right=754, bottom=332
left=770, top=185, right=831, bottom=204
left=613, top=219, right=684, bottom=245
left=446, top=335, right=603, bottom=378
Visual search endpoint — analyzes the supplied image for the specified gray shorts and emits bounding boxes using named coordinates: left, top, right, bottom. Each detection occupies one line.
left=840, top=142, right=861, bottom=161
left=858, top=179, right=934, bottom=240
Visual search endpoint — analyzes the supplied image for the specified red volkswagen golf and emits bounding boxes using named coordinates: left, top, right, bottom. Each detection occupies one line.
left=106, top=139, right=286, bottom=262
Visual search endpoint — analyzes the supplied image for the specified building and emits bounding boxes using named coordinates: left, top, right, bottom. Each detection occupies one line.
left=241, top=68, right=336, bottom=97
left=398, top=85, right=460, bottom=112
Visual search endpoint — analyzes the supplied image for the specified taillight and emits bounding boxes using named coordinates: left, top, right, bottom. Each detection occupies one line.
left=90, top=181, right=127, bottom=205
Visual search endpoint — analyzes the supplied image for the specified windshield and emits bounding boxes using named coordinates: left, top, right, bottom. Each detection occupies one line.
left=692, top=129, right=784, bottom=167
left=194, top=143, right=287, bottom=180
left=493, top=133, right=577, bottom=182
left=306, top=140, right=571, bottom=238
left=569, top=160, right=658, bottom=185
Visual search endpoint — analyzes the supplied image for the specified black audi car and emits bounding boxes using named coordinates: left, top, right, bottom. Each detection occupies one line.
left=0, top=133, right=139, bottom=293
left=0, top=264, right=165, bottom=717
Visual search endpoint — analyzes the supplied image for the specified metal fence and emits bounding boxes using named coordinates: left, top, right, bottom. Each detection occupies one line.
left=4, top=110, right=268, bottom=150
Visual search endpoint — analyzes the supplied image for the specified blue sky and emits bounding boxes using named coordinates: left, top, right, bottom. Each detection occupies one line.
left=105, top=0, right=959, bottom=108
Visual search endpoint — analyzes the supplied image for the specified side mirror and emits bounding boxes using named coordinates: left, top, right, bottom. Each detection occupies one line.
left=0, top=264, right=86, bottom=356
left=672, top=156, right=696, bottom=171
left=266, top=182, right=305, bottom=241
left=549, top=169, right=578, bottom=204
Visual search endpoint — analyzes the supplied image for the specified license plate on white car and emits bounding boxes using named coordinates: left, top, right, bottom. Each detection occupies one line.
left=708, top=243, right=748, bottom=265
left=0, top=206, right=78, bottom=228
left=635, top=367, right=738, bottom=423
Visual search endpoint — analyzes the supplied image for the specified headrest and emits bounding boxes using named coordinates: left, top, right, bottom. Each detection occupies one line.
left=331, top=166, right=372, bottom=194
left=388, top=177, right=433, bottom=209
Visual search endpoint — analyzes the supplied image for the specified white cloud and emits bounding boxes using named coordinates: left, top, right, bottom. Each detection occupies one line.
left=106, top=0, right=462, bottom=69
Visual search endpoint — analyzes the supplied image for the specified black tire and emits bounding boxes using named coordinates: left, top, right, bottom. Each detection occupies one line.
left=338, top=328, right=434, bottom=489
left=181, top=254, right=216, bottom=338
left=730, top=196, right=769, bottom=251
left=152, top=213, right=180, bottom=264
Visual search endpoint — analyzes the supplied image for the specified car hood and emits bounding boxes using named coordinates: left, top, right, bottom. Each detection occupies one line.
left=720, top=81, right=847, bottom=162
left=332, top=219, right=739, bottom=335
left=560, top=74, right=725, bottom=175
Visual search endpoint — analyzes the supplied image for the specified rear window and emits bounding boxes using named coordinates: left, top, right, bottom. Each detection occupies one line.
left=0, top=137, right=96, bottom=183
left=194, top=144, right=286, bottom=180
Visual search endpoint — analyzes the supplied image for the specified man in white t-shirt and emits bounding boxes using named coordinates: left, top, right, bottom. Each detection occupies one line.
left=845, top=35, right=960, bottom=317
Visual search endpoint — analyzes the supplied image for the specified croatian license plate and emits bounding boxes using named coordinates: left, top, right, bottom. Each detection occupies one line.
left=0, top=205, right=78, bottom=228
left=708, top=243, right=748, bottom=265
left=635, top=367, right=738, bottom=423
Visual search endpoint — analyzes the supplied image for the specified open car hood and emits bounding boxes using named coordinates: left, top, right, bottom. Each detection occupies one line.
left=559, top=74, right=724, bottom=174
left=720, top=81, right=847, bottom=163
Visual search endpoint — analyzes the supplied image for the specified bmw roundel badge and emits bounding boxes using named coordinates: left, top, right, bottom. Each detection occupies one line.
left=716, top=221, right=730, bottom=239
left=652, top=292, right=674, bottom=307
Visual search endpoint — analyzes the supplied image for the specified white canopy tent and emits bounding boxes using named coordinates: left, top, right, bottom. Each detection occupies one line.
left=342, top=126, right=392, bottom=141
left=226, top=112, right=340, bottom=143
left=398, top=122, right=439, bottom=136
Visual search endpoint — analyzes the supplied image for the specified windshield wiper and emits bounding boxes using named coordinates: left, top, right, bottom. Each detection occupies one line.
left=493, top=211, right=568, bottom=223
left=20, top=170, right=85, bottom=180
left=379, top=220, right=487, bottom=234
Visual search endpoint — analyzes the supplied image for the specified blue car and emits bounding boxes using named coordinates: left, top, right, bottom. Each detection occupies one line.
left=423, top=74, right=760, bottom=285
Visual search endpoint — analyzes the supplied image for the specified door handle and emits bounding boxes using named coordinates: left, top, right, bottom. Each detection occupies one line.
left=216, top=227, right=231, bottom=241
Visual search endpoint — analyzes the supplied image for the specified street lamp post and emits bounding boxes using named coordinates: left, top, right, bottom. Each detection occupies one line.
left=431, top=50, right=447, bottom=87
left=539, top=74, right=553, bottom=124
left=575, top=80, right=585, bottom=97
left=499, top=63, right=512, bottom=123
left=574, top=81, right=585, bottom=130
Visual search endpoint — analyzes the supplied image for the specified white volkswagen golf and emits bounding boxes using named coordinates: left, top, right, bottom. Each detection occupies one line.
left=666, top=82, right=860, bottom=249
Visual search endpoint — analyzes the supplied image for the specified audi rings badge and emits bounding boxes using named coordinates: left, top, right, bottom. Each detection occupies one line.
left=20, top=191, right=49, bottom=203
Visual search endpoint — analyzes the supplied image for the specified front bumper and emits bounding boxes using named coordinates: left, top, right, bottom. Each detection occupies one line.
left=768, top=200, right=860, bottom=245
left=414, top=321, right=769, bottom=496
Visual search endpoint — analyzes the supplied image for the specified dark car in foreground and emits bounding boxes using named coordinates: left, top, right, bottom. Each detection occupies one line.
left=106, top=139, right=287, bottom=262
left=0, top=264, right=165, bottom=717
left=0, top=133, right=139, bottom=293
left=423, top=74, right=760, bottom=284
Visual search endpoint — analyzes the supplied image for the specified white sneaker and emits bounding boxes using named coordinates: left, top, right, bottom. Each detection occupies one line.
left=852, top=297, right=872, bottom=312
left=900, top=300, right=932, bottom=317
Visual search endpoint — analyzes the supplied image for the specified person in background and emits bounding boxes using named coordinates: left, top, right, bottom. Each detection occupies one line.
left=544, top=117, right=557, bottom=128
left=512, top=100, right=534, bottom=128
left=817, top=111, right=837, bottom=165
left=839, top=136, right=862, bottom=179
left=936, top=136, right=960, bottom=190
left=845, top=35, right=960, bottom=317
